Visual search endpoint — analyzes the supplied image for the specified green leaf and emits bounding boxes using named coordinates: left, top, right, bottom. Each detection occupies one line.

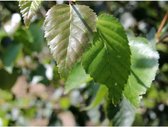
left=65, top=63, right=91, bottom=93
left=44, top=4, right=97, bottom=77
left=2, top=42, right=22, bottom=73
left=0, top=89, right=13, bottom=101
left=124, top=37, right=159, bottom=106
left=14, top=28, right=34, bottom=54
left=107, top=98, right=135, bottom=126
left=28, top=22, right=44, bottom=52
left=82, top=14, right=131, bottom=104
left=84, top=85, right=108, bottom=110
left=14, top=22, right=44, bottom=54
left=19, top=0, right=42, bottom=27
left=0, top=69, right=19, bottom=90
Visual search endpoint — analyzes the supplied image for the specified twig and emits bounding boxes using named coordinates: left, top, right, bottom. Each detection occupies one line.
left=156, top=11, right=168, bottom=41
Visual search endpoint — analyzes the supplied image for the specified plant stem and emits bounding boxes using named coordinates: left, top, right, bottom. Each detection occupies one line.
left=156, top=11, right=168, bottom=41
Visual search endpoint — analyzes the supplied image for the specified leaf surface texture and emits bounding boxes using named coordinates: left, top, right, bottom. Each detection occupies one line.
left=82, top=14, right=131, bottom=104
left=44, top=4, right=97, bottom=77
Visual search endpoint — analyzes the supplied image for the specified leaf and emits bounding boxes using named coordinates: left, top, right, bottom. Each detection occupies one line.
left=82, top=14, right=131, bottom=104
left=0, top=89, right=13, bottom=101
left=84, top=85, right=108, bottom=110
left=2, top=42, right=23, bottom=73
left=0, top=69, right=19, bottom=90
left=65, top=63, right=91, bottom=93
left=28, top=22, right=44, bottom=52
left=44, top=4, right=97, bottom=77
left=14, top=27, right=37, bottom=54
left=124, top=37, right=159, bottom=106
left=19, top=0, right=42, bottom=27
left=106, top=98, right=135, bottom=126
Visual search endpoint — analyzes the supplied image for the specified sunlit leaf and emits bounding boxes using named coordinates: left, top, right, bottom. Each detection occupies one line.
left=65, top=63, right=91, bottom=93
left=82, top=14, right=131, bottom=104
left=19, top=0, right=42, bottom=27
left=44, top=4, right=97, bottom=77
left=124, top=37, right=159, bottom=106
left=84, top=85, right=108, bottom=110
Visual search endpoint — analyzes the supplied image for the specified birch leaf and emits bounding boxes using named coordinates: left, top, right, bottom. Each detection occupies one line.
left=44, top=4, right=97, bottom=77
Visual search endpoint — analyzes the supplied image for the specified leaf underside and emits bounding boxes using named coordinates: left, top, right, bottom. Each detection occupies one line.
left=19, top=0, right=42, bottom=27
left=65, top=63, right=91, bottom=93
left=124, top=37, right=159, bottom=106
left=44, top=4, right=97, bottom=77
left=85, top=85, right=108, bottom=110
left=82, top=14, right=131, bottom=104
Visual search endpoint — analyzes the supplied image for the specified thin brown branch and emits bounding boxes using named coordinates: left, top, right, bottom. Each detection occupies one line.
left=156, top=11, right=168, bottom=41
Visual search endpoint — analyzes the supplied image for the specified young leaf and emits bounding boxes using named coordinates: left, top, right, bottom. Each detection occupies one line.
left=106, top=98, right=135, bottom=126
left=82, top=14, right=131, bottom=104
left=65, top=63, right=91, bottom=93
left=19, top=0, right=42, bottom=27
left=44, top=4, right=97, bottom=77
left=124, top=37, right=159, bottom=106
left=84, top=85, right=108, bottom=110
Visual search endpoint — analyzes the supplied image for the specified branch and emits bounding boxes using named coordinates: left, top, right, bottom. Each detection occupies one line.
left=156, top=11, right=168, bottom=41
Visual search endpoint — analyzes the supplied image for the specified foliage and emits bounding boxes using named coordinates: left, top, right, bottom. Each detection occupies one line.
left=19, top=0, right=42, bottom=27
left=0, top=1, right=168, bottom=126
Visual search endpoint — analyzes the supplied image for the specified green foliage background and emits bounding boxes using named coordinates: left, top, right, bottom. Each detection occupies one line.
left=0, top=1, right=168, bottom=126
